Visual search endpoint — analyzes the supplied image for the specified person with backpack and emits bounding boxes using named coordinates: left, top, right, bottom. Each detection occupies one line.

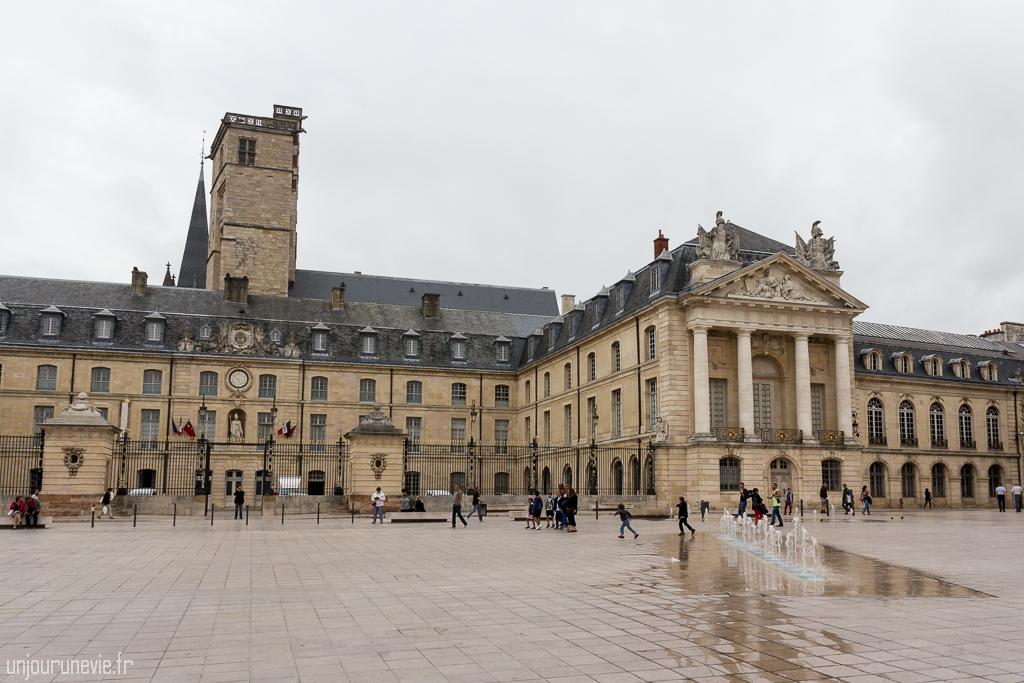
left=98, top=488, right=115, bottom=519
left=9, top=496, right=25, bottom=529
left=616, top=503, right=638, bottom=539
left=677, top=496, right=695, bottom=537
left=860, top=485, right=872, bottom=515
left=545, top=494, right=554, bottom=528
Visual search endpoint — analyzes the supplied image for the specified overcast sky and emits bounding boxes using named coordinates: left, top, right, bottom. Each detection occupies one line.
left=2, top=2, right=1022, bottom=334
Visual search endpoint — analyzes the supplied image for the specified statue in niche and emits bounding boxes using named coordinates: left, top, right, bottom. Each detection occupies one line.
left=228, top=410, right=245, bottom=440
left=794, top=221, right=840, bottom=271
left=696, top=211, right=740, bottom=261
left=653, top=417, right=670, bottom=443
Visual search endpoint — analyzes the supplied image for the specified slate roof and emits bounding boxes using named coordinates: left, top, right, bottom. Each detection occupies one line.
left=290, top=270, right=559, bottom=317
left=177, top=165, right=208, bottom=289
left=852, top=321, right=1012, bottom=353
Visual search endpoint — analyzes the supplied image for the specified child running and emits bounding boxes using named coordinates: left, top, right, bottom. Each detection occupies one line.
left=616, top=503, right=638, bottom=539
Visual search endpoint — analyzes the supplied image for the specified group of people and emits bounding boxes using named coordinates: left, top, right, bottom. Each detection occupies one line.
left=7, top=489, right=41, bottom=528
left=524, top=485, right=580, bottom=532
left=736, top=482, right=787, bottom=526
left=832, top=483, right=873, bottom=515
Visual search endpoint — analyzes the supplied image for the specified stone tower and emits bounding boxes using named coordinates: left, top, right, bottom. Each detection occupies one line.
left=206, top=105, right=305, bottom=296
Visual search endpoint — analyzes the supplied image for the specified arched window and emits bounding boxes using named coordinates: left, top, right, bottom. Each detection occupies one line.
left=898, top=400, right=916, bottom=445
left=564, top=363, right=572, bottom=390
left=587, top=353, right=596, bottom=382
left=91, top=367, right=111, bottom=393
left=897, top=354, right=911, bottom=373
left=958, top=405, right=974, bottom=448
left=542, top=466, right=551, bottom=495
left=869, top=462, right=886, bottom=498
left=612, top=459, right=623, bottom=496
left=543, top=372, right=550, bottom=398
left=310, top=376, right=328, bottom=401
left=270, top=328, right=282, bottom=344
left=866, top=398, right=884, bottom=444
left=822, top=459, right=842, bottom=492
left=199, top=324, right=212, bottom=339
left=931, top=463, right=946, bottom=498
left=960, top=464, right=975, bottom=498
left=980, top=362, right=998, bottom=381
left=646, top=326, right=656, bottom=361
left=869, top=352, right=880, bottom=371
left=986, top=406, right=1001, bottom=448
left=562, top=465, right=573, bottom=488
left=199, top=371, right=218, bottom=397
left=988, top=464, right=1003, bottom=497
left=359, top=379, right=376, bottom=403
left=719, top=457, right=740, bottom=491
left=523, top=467, right=531, bottom=493
left=901, top=462, right=916, bottom=498
left=36, top=365, right=57, bottom=392
left=258, top=374, right=277, bottom=399
left=630, top=456, right=641, bottom=495
left=406, top=381, right=422, bottom=404
left=143, top=369, right=163, bottom=395
left=451, top=382, right=467, bottom=406
left=611, top=342, right=621, bottom=373
left=525, top=380, right=531, bottom=404
left=929, top=403, right=946, bottom=447
left=931, top=358, right=939, bottom=376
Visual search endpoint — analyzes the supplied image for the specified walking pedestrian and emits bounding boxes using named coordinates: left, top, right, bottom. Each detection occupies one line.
left=545, top=494, right=554, bottom=527
left=738, top=483, right=749, bottom=518
left=616, top=503, right=638, bottom=539
left=995, top=484, right=1006, bottom=512
left=565, top=487, right=578, bottom=532
left=783, top=489, right=793, bottom=516
left=469, top=488, right=484, bottom=521
left=25, top=490, right=40, bottom=528
left=8, top=496, right=25, bottom=529
left=1012, top=483, right=1023, bottom=513
left=451, top=484, right=468, bottom=527
left=819, top=482, right=829, bottom=513
left=840, top=484, right=852, bottom=514
left=860, top=485, right=872, bottom=515
left=677, top=496, right=695, bottom=537
left=98, top=488, right=115, bottom=519
left=233, top=486, right=245, bottom=519
left=751, top=488, right=764, bottom=525
left=923, top=488, right=932, bottom=509
left=532, top=492, right=544, bottom=530
left=525, top=495, right=537, bottom=529
left=371, top=487, right=386, bottom=524
left=770, top=483, right=784, bottom=528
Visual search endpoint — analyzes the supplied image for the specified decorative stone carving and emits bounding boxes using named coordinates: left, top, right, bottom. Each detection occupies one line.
left=60, top=392, right=106, bottom=420
left=177, top=328, right=196, bottom=352
left=695, top=211, right=740, bottom=261
left=227, top=409, right=246, bottom=440
left=732, top=267, right=822, bottom=302
left=751, top=333, right=786, bottom=356
left=282, top=334, right=301, bottom=358
left=369, top=453, right=387, bottom=480
left=62, top=447, right=84, bottom=476
left=653, top=417, right=669, bottom=443
left=203, top=322, right=279, bottom=356
left=794, top=221, right=840, bottom=271
left=359, top=405, right=396, bottom=431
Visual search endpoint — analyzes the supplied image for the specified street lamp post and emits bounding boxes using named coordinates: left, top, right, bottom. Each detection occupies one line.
left=198, top=397, right=210, bottom=512
left=468, top=400, right=478, bottom=490
left=589, top=407, right=599, bottom=496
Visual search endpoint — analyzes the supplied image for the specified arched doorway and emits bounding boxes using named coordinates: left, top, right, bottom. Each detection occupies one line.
left=612, top=459, right=623, bottom=496
left=630, top=457, right=641, bottom=495
left=542, top=466, right=551, bottom=495
left=769, top=458, right=791, bottom=496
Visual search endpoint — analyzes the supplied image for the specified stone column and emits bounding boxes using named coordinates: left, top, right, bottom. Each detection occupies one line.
left=736, top=328, right=756, bottom=442
left=793, top=333, right=815, bottom=442
left=691, top=325, right=712, bottom=439
left=344, top=404, right=407, bottom=513
left=834, top=336, right=855, bottom=443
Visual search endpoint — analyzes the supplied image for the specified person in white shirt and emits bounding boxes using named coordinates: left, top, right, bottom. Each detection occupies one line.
left=995, top=484, right=1007, bottom=512
left=1011, top=483, right=1023, bottom=513
left=371, top=487, right=386, bottom=524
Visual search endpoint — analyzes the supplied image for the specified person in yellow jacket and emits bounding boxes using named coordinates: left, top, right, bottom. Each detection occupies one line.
left=769, top=483, right=784, bottom=527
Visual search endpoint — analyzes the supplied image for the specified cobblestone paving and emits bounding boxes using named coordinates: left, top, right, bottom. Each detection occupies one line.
left=1, top=509, right=1022, bottom=682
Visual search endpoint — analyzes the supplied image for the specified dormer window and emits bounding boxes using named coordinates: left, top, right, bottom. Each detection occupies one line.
left=860, top=348, right=882, bottom=371
left=403, top=330, right=421, bottom=358
left=451, top=334, right=467, bottom=361
left=39, top=305, right=63, bottom=338
left=921, top=354, right=943, bottom=377
left=650, top=268, right=660, bottom=292
left=0, top=302, right=9, bottom=336
left=359, top=327, right=378, bottom=356
left=144, top=312, right=166, bottom=344
left=312, top=323, right=329, bottom=354
left=979, top=361, right=998, bottom=381
left=949, top=358, right=970, bottom=378
left=199, top=324, right=212, bottom=339
left=495, top=336, right=511, bottom=364
left=94, top=309, right=116, bottom=341
left=270, top=328, right=282, bottom=344
left=892, top=351, right=912, bottom=374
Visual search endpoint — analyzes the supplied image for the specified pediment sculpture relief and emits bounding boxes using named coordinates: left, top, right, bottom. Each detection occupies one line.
left=203, top=322, right=279, bottom=356
left=751, top=333, right=786, bottom=356
left=794, top=221, right=840, bottom=271
left=696, top=211, right=740, bottom=261
left=730, top=267, right=823, bottom=303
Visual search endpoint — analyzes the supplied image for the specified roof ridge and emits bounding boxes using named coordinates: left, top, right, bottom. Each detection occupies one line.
left=293, top=268, right=551, bottom=293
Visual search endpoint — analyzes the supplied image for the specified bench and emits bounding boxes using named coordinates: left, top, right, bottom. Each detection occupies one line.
left=385, top=512, right=452, bottom=523
left=3, top=515, right=53, bottom=529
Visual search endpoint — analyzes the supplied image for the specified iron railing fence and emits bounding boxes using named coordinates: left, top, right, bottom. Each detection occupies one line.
left=403, top=439, right=656, bottom=498
left=0, top=433, right=44, bottom=495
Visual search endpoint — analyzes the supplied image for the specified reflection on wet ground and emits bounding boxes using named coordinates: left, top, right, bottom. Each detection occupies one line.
left=656, top=532, right=986, bottom=597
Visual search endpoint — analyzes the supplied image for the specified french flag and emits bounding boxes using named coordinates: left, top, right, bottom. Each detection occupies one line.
left=277, top=421, right=294, bottom=438
left=171, top=418, right=181, bottom=436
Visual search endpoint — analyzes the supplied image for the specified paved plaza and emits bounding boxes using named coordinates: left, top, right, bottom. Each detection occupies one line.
left=2, top=509, right=1023, bottom=683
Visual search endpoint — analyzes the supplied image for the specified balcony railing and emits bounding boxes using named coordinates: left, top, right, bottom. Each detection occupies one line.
left=712, top=427, right=745, bottom=443
left=813, top=430, right=845, bottom=446
left=989, top=441, right=1003, bottom=450
left=868, top=435, right=887, bottom=445
left=759, top=429, right=803, bottom=444
left=961, top=440, right=976, bottom=449
left=931, top=439, right=947, bottom=449
left=900, top=437, right=918, bottom=446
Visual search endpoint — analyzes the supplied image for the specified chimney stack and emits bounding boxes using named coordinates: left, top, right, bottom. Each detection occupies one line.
left=131, top=267, right=148, bottom=295
left=422, top=293, right=441, bottom=318
left=561, top=294, right=576, bottom=314
left=331, top=283, right=346, bottom=309
left=223, top=274, right=249, bottom=304
left=654, top=230, right=669, bottom=259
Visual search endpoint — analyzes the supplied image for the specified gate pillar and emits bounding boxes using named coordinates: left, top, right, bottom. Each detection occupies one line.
left=39, top=393, right=120, bottom=516
left=344, top=404, right=406, bottom=513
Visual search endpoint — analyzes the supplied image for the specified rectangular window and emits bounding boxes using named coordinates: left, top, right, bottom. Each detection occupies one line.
left=753, top=382, right=772, bottom=431
left=496, top=343, right=510, bottom=363
left=564, top=405, right=572, bottom=442
left=310, top=376, right=328, bottom=401
left=710, top=379, right=726, bottom=429
left=36, top=366, right=57, bottom=392
left=587, top=397, right=597, bottom=439
left=91, top=367, right=111, bottom=393
left=34, top=406, right=54, bottom=432
left=95, top=318, right=113, bottom=340
left=199, top=411, right=216, bottom=439
left=312, top=332, right=327, bottom=352
left=97, top=407, right=108, bottom=421
left=199, top=371, right=218, bottom=397
left=543, top=411, right=551, bottom=444
left=41, top=315, right=60, bottom=337
left=648, top=328, right=657, bottom=360
left=525, top=381, right=531, bottom=404
left=359, top=379, right=376, bottom=403
left=524, top=416, right=531, bottom=441
left=140, top=409, right=160, bottom=444
left=142, top=369, right=162, bottom=395
left=257, top=412, right=274, bottom=442
left=451, top=383, right=467, bottom=406
left=451, top=418, right=466, bottom=442
left=647, top=379, right=658, bottom=429
left=650, top=268, right=660, bottom=292
left=495, top=419, right=509, bottom=445
left=495, top=385, right=510, bottom=408
left=406, top=417, right=421, bottom=453
left=404, top=336, right=420, bottom=357
left=811, top=383, right=824, bottom=432
left=565, top=365, right=572, bottom=390
left=145, top=321, right=163, bottom=343
left=238, top=138, right=256, bottom=165
left=361, top=335, right=376, bottom=355
left=612, top=390, right=622, bottom=437
left=407, top=381, right=422, bottom=404
left=259, top=374, right=277, bottom=399
left=544, top=373, right=550, bottom=397
left=614, top=344, right=621, bottom=372
left=452, top=340, right=467, bottom=360
left=309, top=414, right=326, bottom=443
left=588, top=355, right=596, bottom=382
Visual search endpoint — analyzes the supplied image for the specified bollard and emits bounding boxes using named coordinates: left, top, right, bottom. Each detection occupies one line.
left=282, top=504, right=285, bottom=525
left=211, top=504, right=214, bottom=526
left=351, top=506, right=354, bottom=524
left=595, top=501, right=599, bottom=520
left=800, top=499, right=804, bottom=517
left=317, top=503, right=320, bottom=525
left=133, top=505, right=137, bottom=528
left=173, top=503, right=176, bottom=527
left=245, top=504, right=249, bottom=526
left=91, top=504, right=95, bottom=528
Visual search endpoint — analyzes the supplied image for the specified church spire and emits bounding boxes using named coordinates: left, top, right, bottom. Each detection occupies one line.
left=177, top=149, right=208, bottom=288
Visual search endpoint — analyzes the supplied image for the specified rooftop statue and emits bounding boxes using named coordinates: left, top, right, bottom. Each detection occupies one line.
left=696, top=211, right=740, bottom=261
left=795, top=221, right=840, bottom=271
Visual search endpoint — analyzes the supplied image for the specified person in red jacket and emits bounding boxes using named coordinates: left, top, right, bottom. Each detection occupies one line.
left=9, top=496, right=25, bottom=529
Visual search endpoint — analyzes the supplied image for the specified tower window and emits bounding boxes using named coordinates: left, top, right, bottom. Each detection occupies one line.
left=238, top=138, right=256, bottom=166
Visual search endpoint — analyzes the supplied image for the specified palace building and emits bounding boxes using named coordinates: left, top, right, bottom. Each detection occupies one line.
left=0, top=104, right=1021, bottom=510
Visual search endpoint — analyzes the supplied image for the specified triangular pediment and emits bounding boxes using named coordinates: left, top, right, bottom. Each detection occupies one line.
left=691, top=253, right=866, bottom=311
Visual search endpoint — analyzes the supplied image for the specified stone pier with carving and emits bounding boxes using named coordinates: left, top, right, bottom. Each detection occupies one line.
left=344, top=404, right=406, bottom=513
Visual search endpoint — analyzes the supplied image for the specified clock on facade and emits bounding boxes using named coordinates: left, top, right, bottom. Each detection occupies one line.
left=228, top=369, right=250, bottom=390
